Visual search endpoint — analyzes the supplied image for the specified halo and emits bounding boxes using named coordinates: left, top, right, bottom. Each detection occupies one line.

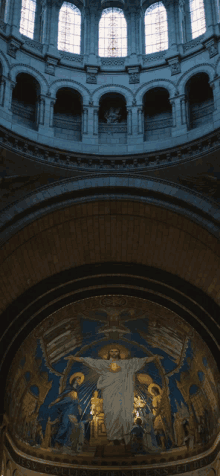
left=137, top=374, right=153, bottom=385
left=148, top=383, right=162, bottom=396
left=98, top=344, right=130, bottom=360
left=69, top=372, right=84, bottom=385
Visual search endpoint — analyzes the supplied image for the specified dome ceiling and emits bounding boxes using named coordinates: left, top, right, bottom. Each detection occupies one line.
left=6, top=295, right=220, bottom=465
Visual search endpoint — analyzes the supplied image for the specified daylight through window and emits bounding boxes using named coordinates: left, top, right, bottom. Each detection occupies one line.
left=19, top=0, right=36, bottom=39
left=145, top=2, right=168, bottom=54
left=99, top=8, right=127, bottom=57
left=58, top=2, right=81, bottom=54
left=189, top=0, right=206, bottom=38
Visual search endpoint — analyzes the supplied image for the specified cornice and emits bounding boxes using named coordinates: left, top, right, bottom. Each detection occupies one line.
left=1, top=123, right=220, bottom=173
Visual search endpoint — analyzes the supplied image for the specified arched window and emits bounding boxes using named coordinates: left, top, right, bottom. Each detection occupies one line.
left=58, top=2, right=81, bottom=54
left=145, top=2, right=168, bottom=54
left=19, top=0, right=36, bottom=39
left=99, top=8, right=127, bottom=57
left=189, top=0, right=206, bottom=39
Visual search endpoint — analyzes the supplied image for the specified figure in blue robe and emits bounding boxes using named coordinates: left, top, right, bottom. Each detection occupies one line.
left=49, top=375, right=83, bottom=448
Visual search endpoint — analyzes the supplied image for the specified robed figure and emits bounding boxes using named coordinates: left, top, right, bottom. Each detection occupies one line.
left=48, top=373, right=84, bottom=448
left=69, top=348, right=162, bottom=445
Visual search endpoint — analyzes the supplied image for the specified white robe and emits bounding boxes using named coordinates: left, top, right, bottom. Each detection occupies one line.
left=82, top=357, right=148, bottom=444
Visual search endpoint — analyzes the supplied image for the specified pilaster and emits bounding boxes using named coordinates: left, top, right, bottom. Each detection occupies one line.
left=171, top=94, right=188, bottom=136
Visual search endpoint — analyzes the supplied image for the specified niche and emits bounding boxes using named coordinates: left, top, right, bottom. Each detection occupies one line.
left=12, top=73, right=40, bottom=129
left=54, top=88, right=82, bottom=141
left=186, top=73, right=214, bottom=130
left=144, top=87, right=172, bottom=141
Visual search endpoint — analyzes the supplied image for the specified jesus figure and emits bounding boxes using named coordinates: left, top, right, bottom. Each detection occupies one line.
left=67, top=348, right=162, bottom=445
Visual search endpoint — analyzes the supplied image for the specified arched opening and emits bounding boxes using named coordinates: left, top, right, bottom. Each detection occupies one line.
left=144, top=2, right=168, bottom=54
left=58, top=2, right=81, bottom=54
left=98, top=93, right=127, bottom=144
left=54, top=88, right=82, bottom=141
left=99, top=7, right=127, bottom=57
left=186, top=73, right=214, bottom=130
left=143, top=87, right=172, bottom=141
left=11, top=73, right=40, bottom=129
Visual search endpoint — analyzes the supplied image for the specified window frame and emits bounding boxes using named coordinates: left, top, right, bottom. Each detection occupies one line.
left=98, top=7, right=128, bottom=58
left=57, top=1, right=82, bottom=55
left=144, top=1, right=169, bottom=55
left=189, top=0, right=206, bottom=39
left=19, top=0, right=37, bottom=39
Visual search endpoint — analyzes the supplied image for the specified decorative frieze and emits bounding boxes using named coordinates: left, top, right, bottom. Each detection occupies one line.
left=21, top=36, right=43, bottom=53
left=101, top=57, right=125, bottom=66
left=60, top=52, right=83, bottom=63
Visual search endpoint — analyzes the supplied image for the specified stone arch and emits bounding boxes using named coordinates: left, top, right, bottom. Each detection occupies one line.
left=177, top=64, right=215, bottom=96
left=92, top=85, right=133, bottom=107
left=49, top=79, right=90, bottom=104
left=135, top=80, right=176, bottom=105
left=10, top=65, right=48, bottom=95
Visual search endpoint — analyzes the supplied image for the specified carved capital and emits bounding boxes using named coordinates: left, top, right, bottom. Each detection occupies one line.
left=203, top=37, right=218, bottom=58
left=127, top=66, right=140, bottom=84
left=7, top=39, right=21, bottom=58
left=167, top=56, right=181, bottom=76
left=45, top=56, right=58, bottom=75
left=86, top=66, right=99, bottom=84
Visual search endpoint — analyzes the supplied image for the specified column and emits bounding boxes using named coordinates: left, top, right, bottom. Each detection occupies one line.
left=11, top=0, right=22, bottom=36
left=138, top=107, right=143, bottom=134
left=0, top=76, right=6, bottom=107
left=170, top=99, right=176, bottom=127
left=47, top=0, right=59, bottom=50
left=36, top=95, right=45, bottom=126
left=129, top=7, right=136, bottom=55
left=203, top=0, right=215, bottom=34
left=167, top=0, right=178, bottom=47
left=210, top=77, right=220, bottom=126
left=171, top=94, right=188, bottom=136
left=93, top=107, right=98, bottom=135
left=127, top=108, right=132, bottom=135
left=179, top=0, right=187, bottom=43
left=83, top=107, right=88, bottom=134
left=49, top=99, right=55, bottom=127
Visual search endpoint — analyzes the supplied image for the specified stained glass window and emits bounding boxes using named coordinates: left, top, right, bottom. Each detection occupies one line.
left=58, top=2, right=81, bottom=54
left=145, top=2, right=168, bottom=54
left=189, top=0, right=206, bottom=38
left=19, top=0, right=36, bottom=39
left=99, top=8, right=127, bottom=57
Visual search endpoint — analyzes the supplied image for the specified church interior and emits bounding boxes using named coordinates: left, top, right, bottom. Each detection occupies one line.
left=0, top=0, right=220, bottom=474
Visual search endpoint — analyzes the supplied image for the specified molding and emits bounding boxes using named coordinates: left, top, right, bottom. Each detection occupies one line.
left=4, top=431, right=220, bottom=473
left=1, top=124, right=220, bottom=172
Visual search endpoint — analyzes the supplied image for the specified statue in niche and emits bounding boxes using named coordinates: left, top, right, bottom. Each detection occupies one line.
left=104, top=107, right=121, bottom=124
left=66, top=347, right=163, bottom=446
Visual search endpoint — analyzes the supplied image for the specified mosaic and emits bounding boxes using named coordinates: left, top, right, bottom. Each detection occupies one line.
left=5, top=296, right=220, bottom=461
